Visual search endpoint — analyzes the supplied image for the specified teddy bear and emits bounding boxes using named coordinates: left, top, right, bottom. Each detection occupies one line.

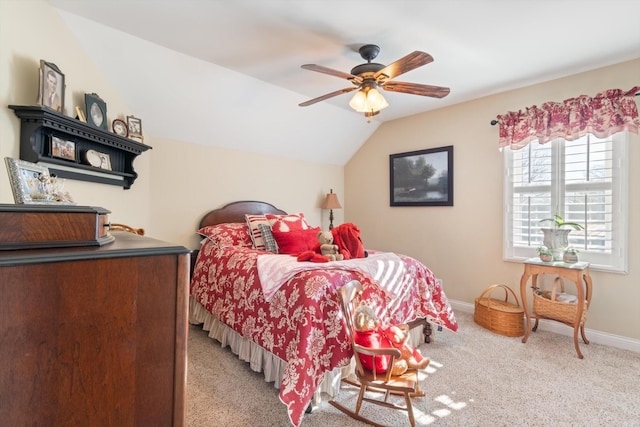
left=352, top=301, right=430, bottom=376
left=317, top=231, right=344, bottom=261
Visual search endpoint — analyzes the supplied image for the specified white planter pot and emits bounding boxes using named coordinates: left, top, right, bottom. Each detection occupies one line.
left=542, top=228, right=571, bottom=261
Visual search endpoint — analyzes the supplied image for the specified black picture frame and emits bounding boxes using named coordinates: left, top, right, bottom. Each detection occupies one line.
left=38, top=60, right=65, bottom=113
left=85, top=93, right=107, bottom=130
left=390, top=145, right=453, bottom=207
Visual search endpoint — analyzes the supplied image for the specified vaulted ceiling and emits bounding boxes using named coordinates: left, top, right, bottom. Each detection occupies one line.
left=47, top=0, right=640, bottom=165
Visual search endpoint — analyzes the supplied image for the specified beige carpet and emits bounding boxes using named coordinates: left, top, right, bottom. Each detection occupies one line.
left=186, top=311, right=640, bottom=426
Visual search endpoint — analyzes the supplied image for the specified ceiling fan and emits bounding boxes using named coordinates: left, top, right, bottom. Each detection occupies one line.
left=299, top=44, right=450, bottom=118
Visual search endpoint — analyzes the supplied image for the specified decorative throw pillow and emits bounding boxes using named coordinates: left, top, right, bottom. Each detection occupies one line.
left=197, top=223, right=252, bottom=248
left=266, top=213, right=311, bottom=233
left=271, top=227, right=321, bottom=255
left=258, top=223, right=278, bottom=253
left=245, top=214, right=272, bottom=251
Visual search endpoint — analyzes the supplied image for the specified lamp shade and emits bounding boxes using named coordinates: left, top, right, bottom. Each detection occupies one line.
left=348, top=87, right=389, bottom=113
left=321, top=191, right=341, bottom=210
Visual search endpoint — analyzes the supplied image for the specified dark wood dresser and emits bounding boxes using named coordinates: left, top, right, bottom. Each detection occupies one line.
left=0, top=231, right=190, bottom=426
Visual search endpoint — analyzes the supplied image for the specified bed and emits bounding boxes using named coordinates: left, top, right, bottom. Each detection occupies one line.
left=189, top=201, right=458, bottom=427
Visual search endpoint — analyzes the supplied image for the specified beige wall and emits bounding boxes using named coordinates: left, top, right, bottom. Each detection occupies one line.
left=346, top=59, right=640, bottom=340
left=149, top=137, right=343, bottom=249
left=0, top=1, right=344, bottom=250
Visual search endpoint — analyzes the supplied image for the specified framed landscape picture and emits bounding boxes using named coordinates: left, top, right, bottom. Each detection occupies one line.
left=390, top=145, right=454, bottom=207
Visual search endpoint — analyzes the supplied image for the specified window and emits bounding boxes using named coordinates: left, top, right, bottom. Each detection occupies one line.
left=503, top=133, right=629, bottom=273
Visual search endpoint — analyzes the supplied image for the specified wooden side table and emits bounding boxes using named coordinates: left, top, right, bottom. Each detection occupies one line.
left=519, top=258, right=593, bottom=358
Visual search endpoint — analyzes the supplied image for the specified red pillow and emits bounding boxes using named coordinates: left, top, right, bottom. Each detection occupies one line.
left=197, top=223, right=252, bottom=248
left=271, top=227, right=320, bottom=254
left=266, top=213, right=311, bottom=233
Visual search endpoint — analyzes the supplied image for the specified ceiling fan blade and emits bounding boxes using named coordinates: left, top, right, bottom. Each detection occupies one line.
left=374, top=51, right=434, bottom=81
left=301, top=64, right=362, bottom=84
left=299, top=87, right=358, bottom=107
left=382, top=81, right=450, bottom=98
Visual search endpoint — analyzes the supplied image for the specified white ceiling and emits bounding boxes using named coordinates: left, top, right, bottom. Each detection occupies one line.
left=47, top=0, right=640, bottom=165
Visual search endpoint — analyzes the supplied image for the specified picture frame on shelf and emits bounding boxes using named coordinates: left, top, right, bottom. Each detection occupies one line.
left=37, top=60, right=65, bottom=113
left=51, top=136, right=76, bottom=161
left=112, top=119, right=128, bottom=137
left=99, top=152, right=112, bottom=171
left=126, top=115, right=143, bottom=143
left=4, top=157, right=73, bottom=205
left=85, top=93, right=107, bottom=130
left=83, top=149, right=111, bottom=170
left=75, top=106, right=87, bottom=123
left=389, top=145, right=454, bottom=207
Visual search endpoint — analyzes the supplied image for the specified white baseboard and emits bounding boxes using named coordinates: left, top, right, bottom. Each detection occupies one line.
left=449, top=299, right=640, bottom=353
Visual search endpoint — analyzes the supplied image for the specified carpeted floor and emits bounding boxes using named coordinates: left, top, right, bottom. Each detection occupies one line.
left=186, top=311, right=640, bottom=426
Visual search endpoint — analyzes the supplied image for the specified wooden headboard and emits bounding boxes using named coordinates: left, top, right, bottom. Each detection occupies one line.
left=198, top=201, right=287, bottom=229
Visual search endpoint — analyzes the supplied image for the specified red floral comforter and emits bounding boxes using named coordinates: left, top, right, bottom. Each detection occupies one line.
left=190, top=239, right=458, bottom=427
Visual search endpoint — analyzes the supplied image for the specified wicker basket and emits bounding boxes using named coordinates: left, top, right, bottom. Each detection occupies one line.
left=533, top=277, right=588, bottom=325
left=474, top=284, right=524, bottom=337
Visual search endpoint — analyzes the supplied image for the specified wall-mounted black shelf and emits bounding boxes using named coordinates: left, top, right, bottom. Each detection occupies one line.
left=9, top=105, right=151, bottom=189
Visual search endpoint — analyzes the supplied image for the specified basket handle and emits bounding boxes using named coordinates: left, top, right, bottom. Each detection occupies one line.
left=551, top=277, right=566, bottom=301
left=478, top=284, right=521, bottom=309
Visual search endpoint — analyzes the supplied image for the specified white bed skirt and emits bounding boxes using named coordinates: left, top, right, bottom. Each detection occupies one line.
left=189, top=296, right=426, bottom=404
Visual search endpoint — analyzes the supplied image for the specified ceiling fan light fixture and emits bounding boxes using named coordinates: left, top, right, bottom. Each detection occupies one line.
left=348, top=87, right=389, bottom=113
left=366, top=88, right=389, bottom=110
left=348, top=90, right=368, bottom=112
left=300, top=45, right=449, bottom=117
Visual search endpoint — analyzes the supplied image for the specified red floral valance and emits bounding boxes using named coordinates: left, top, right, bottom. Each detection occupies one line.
left=497, top=86, right=639, bottom=150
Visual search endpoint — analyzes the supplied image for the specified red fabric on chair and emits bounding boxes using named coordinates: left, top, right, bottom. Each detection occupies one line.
left=353, top=329, right=393, bottom=373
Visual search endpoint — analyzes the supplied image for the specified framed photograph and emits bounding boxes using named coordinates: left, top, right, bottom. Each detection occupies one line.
left=75, top=106, right=87, bottom=123
left=112, top=119, right=128, bottom=137
left=85, top=93, right=107, bottom=130
left=4, top=157, right=54, bottom=204
left=83, top=149, right=111, bottom=170
left=98, top=152, right=112, bottom=170
left=38, top=60, right=65, bottom=113
left=390, top=145, right=454, bottom=207
left=51, top=136, right=76, bottom=161
left=126, top=115, right=143, bottom=143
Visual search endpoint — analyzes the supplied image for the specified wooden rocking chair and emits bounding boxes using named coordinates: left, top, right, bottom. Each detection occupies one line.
left=329, top=280, right=421, bottom=427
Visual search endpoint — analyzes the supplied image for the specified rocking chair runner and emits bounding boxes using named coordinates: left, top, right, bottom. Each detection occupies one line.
left=329, top=280, right=422, bottom=427
left=108, top=223, right=145, bottom=235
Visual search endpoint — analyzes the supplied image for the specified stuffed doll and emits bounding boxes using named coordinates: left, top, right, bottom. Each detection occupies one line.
left=352, top=302, right=430, bottom=375
left=317, top=231, right=344, bottom=261
left=381, top=324, right=430, bottom=370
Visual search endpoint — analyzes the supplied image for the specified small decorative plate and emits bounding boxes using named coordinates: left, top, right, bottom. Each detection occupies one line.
left=84, top=149, right=106, bottom=168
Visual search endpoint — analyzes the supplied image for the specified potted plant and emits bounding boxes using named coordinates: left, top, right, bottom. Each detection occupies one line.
left=539, top=215, right=583, bottom=261
left=537, top=246, right=553, bottom=262
left=563, top=247, right=579, bottom=263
